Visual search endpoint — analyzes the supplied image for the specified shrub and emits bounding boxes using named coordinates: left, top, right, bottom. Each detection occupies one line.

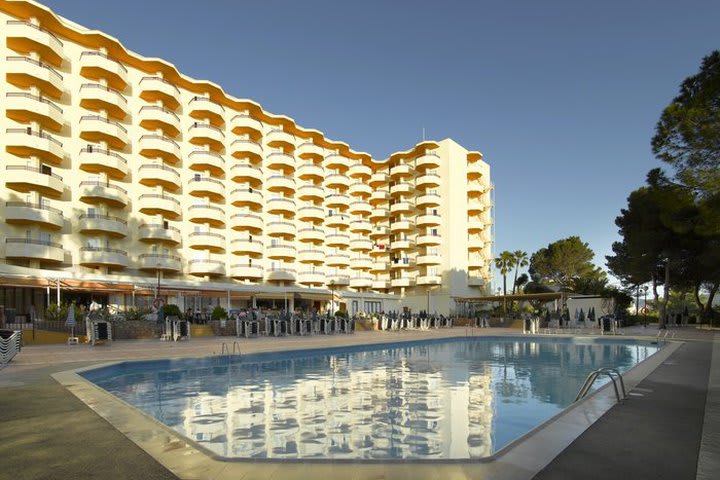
left=164, top=304, right=182, bottom=319
left=121, top=307, right=153, bottom=322
left=211, top=305, right=228, bottom=321
left=45, top=302, right=82, bottom=322
left=334, top=310, right=347, bottom=318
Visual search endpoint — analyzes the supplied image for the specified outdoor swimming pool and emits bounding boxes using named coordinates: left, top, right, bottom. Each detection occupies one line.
left=81, top=337, right=660, bottom=460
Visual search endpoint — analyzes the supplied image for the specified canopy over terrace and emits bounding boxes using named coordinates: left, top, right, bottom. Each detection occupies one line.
left=453, top=292, right=567, bottom=317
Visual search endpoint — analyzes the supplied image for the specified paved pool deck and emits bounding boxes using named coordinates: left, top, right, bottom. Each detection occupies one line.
left=0, top=326, right=717, bottom=480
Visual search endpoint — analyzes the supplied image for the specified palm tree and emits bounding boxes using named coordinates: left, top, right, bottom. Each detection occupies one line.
left=494, top=251, right=515, bottom=313
left=511, top=250, right=529, bottom=295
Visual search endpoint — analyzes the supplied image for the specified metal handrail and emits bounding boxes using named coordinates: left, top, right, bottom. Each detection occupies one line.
left=575, top=367, right=626, bottom=403
left=6, top=56, right=63, bottom=80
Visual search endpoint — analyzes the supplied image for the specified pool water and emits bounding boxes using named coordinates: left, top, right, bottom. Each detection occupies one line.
left=82, top=337, right=659, bottom=460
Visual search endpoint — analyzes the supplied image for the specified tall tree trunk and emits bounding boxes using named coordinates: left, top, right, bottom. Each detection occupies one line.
left=659, top=262, right=670, bottom=329
left=652, top=272, right=660, bottom=319
left=512, top=265, right=519, bottom=295
left=704, top=282, right=719, bottom=323
left=693, top=283, right=704, bottom=311
left=503, top=274, right=507, bottom=314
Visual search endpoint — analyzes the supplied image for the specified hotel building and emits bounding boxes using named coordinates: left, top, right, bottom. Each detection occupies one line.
left=0, top=0, right=493, bottom=319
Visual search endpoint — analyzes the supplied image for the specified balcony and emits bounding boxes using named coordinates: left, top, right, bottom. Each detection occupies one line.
left=79, top=180, right=128, bottom=208
left=139, top=164, right=181, bottom=190
left=324, top=154, right=352, bottom=170
left=138, top=193, right=181, bottom=219
left=417, top=275, right=442, bottom=286
left=390, top=239, right=414, bottom=251
left=298, top=271, right=325, bottom=286
left=6, top=21, right=64, bottom=66
left=349, top=238, right=373, bottom=252
left=326, top=233, right=350, bottom=247
left=370, top=245, right=390, bottom=257
left=467, top=181, right=485, bottom=196
left=370, top=262, right=390, bottom=273
left=390, top=182, right=414, bottom=197
left=79, top=51, right=128, bottom=89
left=325, top=193, right=350, bottom=210
left=79, top=115, right=128, bottom=149
left=390, top=258, right=414, bottom=269
left=229, top=213, right=263, bottom=233
left=417, top=192, right=441, bottom=208
left=188, top=150, right=225, bottom=176
left=297, top=184, right=324, bottom=201
left=391, top=277, right=415, bottom=288
left=5, top=165, right=64, bottom=197
left=349, top=219, right=372, bottom=233
left=372, top=280, right=391, bottom=290
left=138, top=135, right=181, bottom=164
left=230, top=188, right=263, bottom=208
left=5, top=92, right=63, bottom=131
left=266, top=197, right=295, bottom=215
left=325, top=174, right=351, bottom=190
left=468, top=257, right=485, bottom=268
left=138, top=253, right=182, bottom=273
left=267, top=221, right=296, bottom=239
left=79, top=247, right=129, bottom=269
left=326, top=274, right=350, bottom=286
left=417, top=213, right=441, bottom=227
left=189, top=123, right=225, bottom=151
left=416, top=152, right=441, bottom=170
left=230, top=139, right=263, bottom=161
left=138, top=105, right=180, bottom=137
left=188, top=231, right=226, bottom=253
left=139, top=76, right=180, bottom=109
left=79, top=83, right=128, bottom=120
left=230, top=264, right=263, bottom=280
left=468, top=237, right=484, bottom=251
left=79, top=147, right=128, bottom=179
left=5, top=128, right=64, bottom=164
left=189, top=96, right=225, bottom=126
left=230, top=162, right=262, bottom=186
left=390, top=201, right=414, bottom=214
left=467, top=163, right=484, bottom=180
left=5, top=201, right=63, bottom=230
left=390, top=220, right=413, bottom=233
left=325, top=254, right=350, bottom=267
left=416, top=173, right=441, bottom=189
left=266, top=175, right=296, bottom=194
left=348, top=164, right=372, bottom=179
left=298, top=228, right=324, bottom=243
left=369, top=209, right=391, bottom=224
left=5, top=56, right=63, bottom=98
left=350, top=257, right=372, bottom=270
left=266, top=244, right=296, bottom=260
left=5, top=238, right=63, bottom=263
left=265, top=152, right=295, bottom=172
left=189, top=259, right=225, bottom=277
left=297, top=163, right=324, bottom=180
left=266, top=129, right=295, bottom=150
left=468, top=276, right=486, bottom=287
left=350, top=276, right=373, bottom=289
left=325, top=214, right=349, bottom=228
left=417, top=254, right=442, bottom=266
left=349, top=201, right=371, bottom=215
left=139, top=223, right=181, bottom=244
left=369, top=226, right=389, bottom=239
left=349, top=182, right=372, bottom=198
left=78, top=213, right=128, bottom=238
left=369, top=173, right=389, bottom=187
left=266, top=268, right=296, bottom=282
left=468, top=219, right=484, bottom=232
left=369, top=191, right=390, bottom=205
left=188, top=204, right=225, bottom=227
left=468, top=198, right=486, bottom=214
left=389, top=164, right=413, bottom=178
left=298, top=249, right=324, bottom=264
left=230, top=238, right=263, bottom=256
left=188, top=176, right=225, bottom=201
left=417, top=234, right=442, bottom=246
left=296, top=142, right=324, bottom=159
left=298, top=206, right=324, bottom=223
left=230, top=114, right=263, bottom=138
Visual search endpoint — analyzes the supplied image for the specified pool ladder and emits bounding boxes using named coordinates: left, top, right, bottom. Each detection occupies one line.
left=575, top=367, right=626, bottom=404
left=220, top=341, right=241, bottom=357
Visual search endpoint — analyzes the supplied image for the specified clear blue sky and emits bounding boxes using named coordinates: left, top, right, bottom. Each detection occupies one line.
left=42, top=0, right=720, bottom=287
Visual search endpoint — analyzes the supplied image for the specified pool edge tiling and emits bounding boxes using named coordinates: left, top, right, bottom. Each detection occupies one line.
left=52, top=338, right=680, bottom=480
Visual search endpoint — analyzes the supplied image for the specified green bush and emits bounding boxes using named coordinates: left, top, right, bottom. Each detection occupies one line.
left=121, top=307, right=152, bottom=322
left=164, top=304, right=182, bottom=319
left=211, top=305, right=228, bottom=321
left=45, top=302, right=82, bottom=322
left=334, top=310, right=347, bottom=318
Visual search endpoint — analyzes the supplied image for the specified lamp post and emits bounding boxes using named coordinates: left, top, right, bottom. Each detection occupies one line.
left=642, top=285, right=649, bottom=327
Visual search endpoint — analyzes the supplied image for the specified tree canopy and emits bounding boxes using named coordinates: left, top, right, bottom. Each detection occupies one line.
left=652, top=50, right=720, bottom=197
left=529, top=236, right=601, bottom=291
